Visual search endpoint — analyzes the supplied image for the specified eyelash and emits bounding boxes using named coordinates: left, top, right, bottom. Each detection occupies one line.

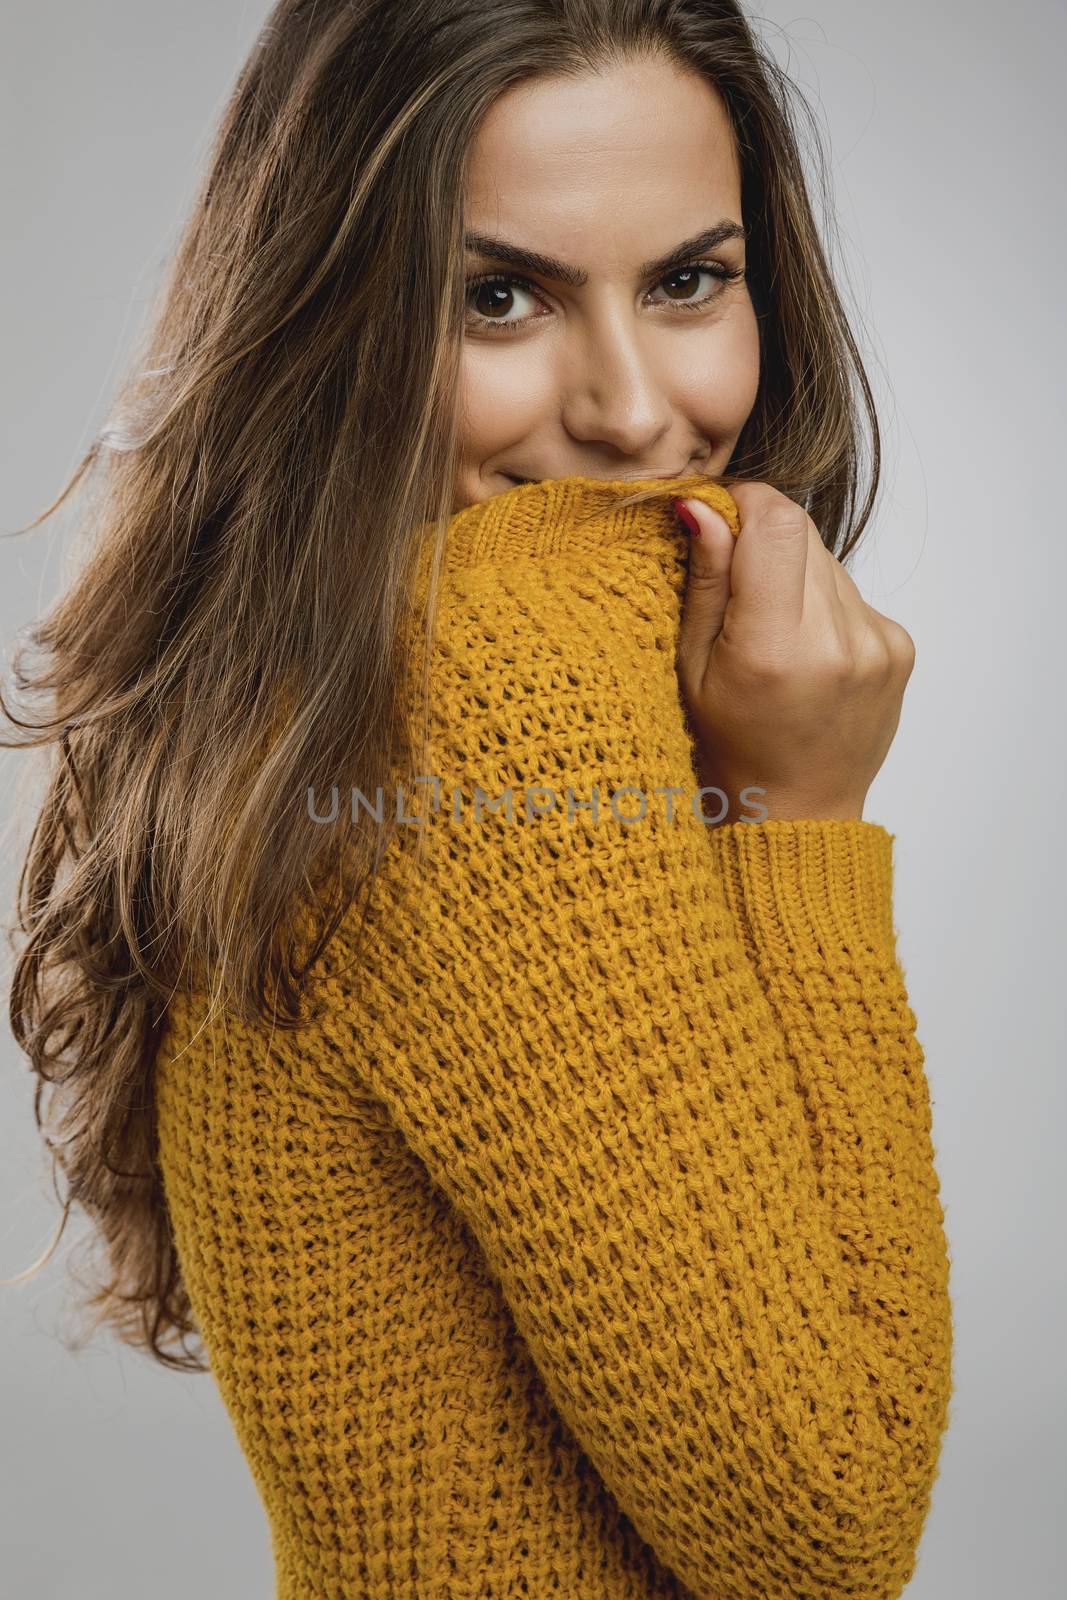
left=463, top=260, right=746, bottom=336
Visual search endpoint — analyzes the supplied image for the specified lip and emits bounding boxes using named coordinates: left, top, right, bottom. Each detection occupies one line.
left=504, top=465, right=697, bottom=485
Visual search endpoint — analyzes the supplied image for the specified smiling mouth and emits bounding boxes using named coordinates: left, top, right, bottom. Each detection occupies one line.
left=505, top=467, right=697, bottom=486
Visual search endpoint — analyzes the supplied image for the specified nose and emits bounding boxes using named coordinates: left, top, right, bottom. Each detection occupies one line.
left=558, top=298, right=674, bottom=460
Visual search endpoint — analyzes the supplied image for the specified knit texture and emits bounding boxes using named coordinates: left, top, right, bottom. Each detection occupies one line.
left=154, top=473, right=954, bottom=1600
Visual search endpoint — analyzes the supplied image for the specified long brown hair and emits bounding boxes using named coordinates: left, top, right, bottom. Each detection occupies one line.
left=3, top=0, right=881, bottom=1369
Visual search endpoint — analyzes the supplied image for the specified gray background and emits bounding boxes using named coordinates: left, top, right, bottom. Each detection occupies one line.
left=3, top=2, right=1064, bottom=1594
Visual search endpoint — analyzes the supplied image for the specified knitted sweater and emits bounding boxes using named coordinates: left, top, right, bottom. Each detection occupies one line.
left=153, top=473, right=954, bottom=1600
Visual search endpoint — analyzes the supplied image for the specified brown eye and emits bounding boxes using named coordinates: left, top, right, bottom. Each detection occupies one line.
left=464, top=273, right=544, bottom=335
left=660, top=267, right=705, bottom=301
left=471, top=280, right=513, bottom=319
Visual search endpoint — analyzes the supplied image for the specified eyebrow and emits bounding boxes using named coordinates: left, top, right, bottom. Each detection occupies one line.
left=463, top=221, right=747, bottom=286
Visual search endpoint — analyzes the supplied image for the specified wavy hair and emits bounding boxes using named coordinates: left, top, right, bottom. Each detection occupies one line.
left=3, top=0, right=881, bottom=1368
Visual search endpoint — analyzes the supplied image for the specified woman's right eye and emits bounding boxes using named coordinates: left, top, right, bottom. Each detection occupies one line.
left=464, top=273, right=545, bottom=336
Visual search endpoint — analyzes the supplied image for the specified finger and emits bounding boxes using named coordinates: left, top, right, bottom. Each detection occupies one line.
left=803, top=525, right=859, bottom=638
left=725, top=483, right=810, bottom=646
left=822, top=554, right=895, bottom=665
left=674, top=496, right=735, bottom=685
left=823, top=544, right=866, bottom=613
left=785, top=529, right=888, bottom=682
left=850, top=605, right=916, bottom=681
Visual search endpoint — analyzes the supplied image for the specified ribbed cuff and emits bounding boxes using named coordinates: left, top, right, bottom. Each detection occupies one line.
left=705, top=819, right=898, bottom=966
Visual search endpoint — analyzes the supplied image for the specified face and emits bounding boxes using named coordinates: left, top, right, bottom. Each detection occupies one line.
left=453, top=52, right=761, bottom=512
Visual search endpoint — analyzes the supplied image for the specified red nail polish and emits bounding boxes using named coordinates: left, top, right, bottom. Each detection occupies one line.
left=671, top=498, right=700, bottom=537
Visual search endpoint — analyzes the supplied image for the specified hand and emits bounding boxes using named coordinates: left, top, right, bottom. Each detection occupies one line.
left=674, top=482, right=916, bottom=825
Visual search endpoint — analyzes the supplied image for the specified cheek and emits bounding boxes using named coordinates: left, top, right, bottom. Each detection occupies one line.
left=457, top=344, right=550, bottom=454
left=671, top=304, right=761, bottom=437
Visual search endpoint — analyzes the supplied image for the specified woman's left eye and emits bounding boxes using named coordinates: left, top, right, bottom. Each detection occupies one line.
left=463, top=261, right=743, bottom=336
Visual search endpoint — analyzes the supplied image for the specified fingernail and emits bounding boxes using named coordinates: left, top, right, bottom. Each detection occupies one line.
left=671, top=497, right=700, bottom=537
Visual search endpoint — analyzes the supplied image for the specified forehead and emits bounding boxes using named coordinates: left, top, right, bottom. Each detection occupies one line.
left=463, top=55, right=742, bottom=243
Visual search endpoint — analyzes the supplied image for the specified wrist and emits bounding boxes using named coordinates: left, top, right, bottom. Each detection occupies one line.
left=692, top=761, right=867, bottom=824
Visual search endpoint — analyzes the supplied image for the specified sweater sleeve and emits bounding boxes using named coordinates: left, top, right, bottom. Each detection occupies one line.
left=704, top=819, right=955, bottom=1555
left=704, top=817, right=953, bottom=1371
left=294, top=558, right=954, bottom=1597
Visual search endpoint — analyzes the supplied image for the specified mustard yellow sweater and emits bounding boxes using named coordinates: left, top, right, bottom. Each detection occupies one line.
left=154, top=474, right=954, bottom=1600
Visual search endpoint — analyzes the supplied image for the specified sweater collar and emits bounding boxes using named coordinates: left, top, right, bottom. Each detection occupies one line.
left=435, top=473, right=740, bottom=572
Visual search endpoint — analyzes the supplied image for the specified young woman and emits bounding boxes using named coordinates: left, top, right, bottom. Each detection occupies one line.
left=4, top=2, right=953, bottom=1596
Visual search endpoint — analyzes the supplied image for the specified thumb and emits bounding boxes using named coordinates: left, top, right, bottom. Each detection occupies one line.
left=674, top=496, right=735, bottom=680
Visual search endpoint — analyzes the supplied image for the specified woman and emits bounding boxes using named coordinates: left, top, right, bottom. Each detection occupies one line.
left=4, top=2, right=953, bottom=1596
